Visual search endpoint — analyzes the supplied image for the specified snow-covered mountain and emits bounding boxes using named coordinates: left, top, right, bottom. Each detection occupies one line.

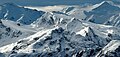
left=0, top=0, right=120, bottom=57
left=59, top=1, right=120, bottom=27
left=0, top=18, right=120, bottom=57
left=0, top=19, right=34, bottom=47
left=84, top=1, right=120, bottom=27
left=0, top=3, right=45, bottom=25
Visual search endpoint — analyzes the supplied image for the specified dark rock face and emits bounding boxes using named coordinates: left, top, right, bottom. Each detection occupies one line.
left=0, top=53, right=5, bottom=57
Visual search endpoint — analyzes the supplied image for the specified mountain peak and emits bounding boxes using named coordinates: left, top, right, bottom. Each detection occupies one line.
left=76, top=26, right=95, bottom=37
left=85, top=1, right=120, bottom=25
left=0, top=3, right=45, bottom=25
left=100, top=1, right=111, bottom=6
left=93, top=1, right=119, bottom=10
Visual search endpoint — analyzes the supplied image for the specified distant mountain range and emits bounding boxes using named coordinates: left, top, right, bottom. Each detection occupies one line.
left=0, top=0, right=120, bottom=57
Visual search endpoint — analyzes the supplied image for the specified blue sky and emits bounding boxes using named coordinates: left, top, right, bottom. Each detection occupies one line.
left=0, top=0, right=104, bottom=6
left=0, top=0, right=119, bottom=6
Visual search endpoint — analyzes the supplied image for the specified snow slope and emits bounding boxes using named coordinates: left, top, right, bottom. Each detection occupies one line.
left=0, top=18, right=120, bottom=57
left=0, top=19, right=34, bottom=47
left=96, top=40, right=120, bottom=57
